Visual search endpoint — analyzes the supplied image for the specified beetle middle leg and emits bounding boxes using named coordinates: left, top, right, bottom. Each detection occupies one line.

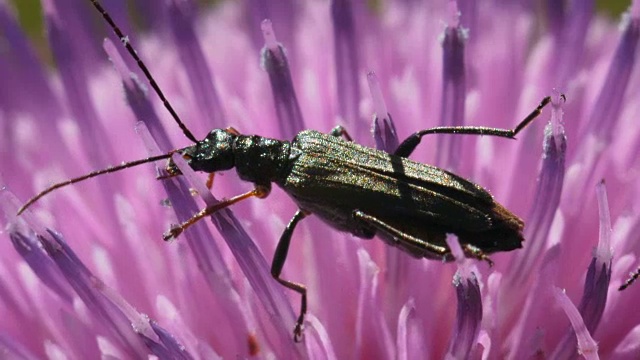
left=394, top=95, right=559, bottom=157
left=271, top=209, right=310, bottom=342
left=329, top=125, right=353, bottom=141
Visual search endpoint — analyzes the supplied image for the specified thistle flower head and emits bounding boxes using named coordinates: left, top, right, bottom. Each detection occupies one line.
left=1, top=0, right=640, bottom=358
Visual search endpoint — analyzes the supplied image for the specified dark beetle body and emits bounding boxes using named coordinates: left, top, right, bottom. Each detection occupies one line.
left=176, top=128, right=524, bottom=260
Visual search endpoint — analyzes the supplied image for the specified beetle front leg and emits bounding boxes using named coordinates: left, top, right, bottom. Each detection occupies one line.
left=163, top=185, right=270, bottom=240
left=271, top=209, right=309, bottom=342
left=352, top=210, right=449, bottom=258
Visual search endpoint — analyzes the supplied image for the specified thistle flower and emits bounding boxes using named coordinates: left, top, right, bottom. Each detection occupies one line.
left=1, top=0, right=640, bottom=358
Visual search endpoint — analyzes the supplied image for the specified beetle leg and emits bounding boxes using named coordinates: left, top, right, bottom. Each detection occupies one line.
left=352, top=210, right=449, bottom=258
left=271, top=209, right=309, bottom=342
left=205, top=173, right=215, bottom=189
left=463, top=244, right=494, bottom=266
left=394, top=95, right=559, bottom=157
left=329, top=125, right=353, bottom=141
left=156, top=172, right=179, bottom=181
left=159, top=172, right=214, bottom=189
left=619, top=266, right=640, bottom=291
left=224, top=126, right=241, bottom=135
left=163, top=185, right=271, bottom=240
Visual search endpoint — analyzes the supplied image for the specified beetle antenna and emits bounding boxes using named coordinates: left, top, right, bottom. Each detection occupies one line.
left=17, top=152, right=176, bottom=215
left=88, top=0, right=198, bottom=143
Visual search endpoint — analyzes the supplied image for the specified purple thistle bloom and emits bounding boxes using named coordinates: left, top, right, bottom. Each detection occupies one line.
left=1, top=0, right=640, bottom=358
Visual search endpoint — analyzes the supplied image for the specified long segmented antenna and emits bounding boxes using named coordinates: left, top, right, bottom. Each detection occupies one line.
left=88, top=0, right=198, bottom=143
left=17, top=153, right=175, bottom=215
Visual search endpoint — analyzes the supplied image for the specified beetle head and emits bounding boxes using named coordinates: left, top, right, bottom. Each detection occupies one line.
left=166, top=128, right=236, bottom=175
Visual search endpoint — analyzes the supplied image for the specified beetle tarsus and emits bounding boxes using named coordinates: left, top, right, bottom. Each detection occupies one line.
left=462, top=244, right=493, bottom=266
left=619, top=266, right=640, bottom=291
left=293, top=321, right=304, bottom=342
left=156, top=173, right=177, bottom=181
left=329, top=125, right=353, bottom=141
left=163, top=225, right=182, bottom=241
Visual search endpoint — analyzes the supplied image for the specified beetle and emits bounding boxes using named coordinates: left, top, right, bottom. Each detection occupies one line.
left=18, top=0, right=559, bottom=341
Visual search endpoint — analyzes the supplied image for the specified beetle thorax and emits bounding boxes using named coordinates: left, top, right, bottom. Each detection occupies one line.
left=233, top=135, right=292, bottom=186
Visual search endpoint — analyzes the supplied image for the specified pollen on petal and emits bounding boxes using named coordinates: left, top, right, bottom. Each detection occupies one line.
left=595, top=181, right=613, bottom=262
left=260, top=19, right=305, bottom=137
left=552, top=288, right=600, bottom=360
left=331, top=0, right=361, bottom=133
left=368, top=71, right=399, bottom=153
left=437, top=4, right=467, bottom=171
left=261, top=19, right=279, bottom=52
left=445, top=235, right=482, bottom=360
left=168, top=0, right=224, bottom=126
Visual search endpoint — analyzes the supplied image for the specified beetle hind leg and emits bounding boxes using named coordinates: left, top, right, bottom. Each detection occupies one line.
left=394, top=95, right=556, bottom=158
left=463, top=244, right=494, bottom=266
left=352, top=210, right=449, bottom=259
